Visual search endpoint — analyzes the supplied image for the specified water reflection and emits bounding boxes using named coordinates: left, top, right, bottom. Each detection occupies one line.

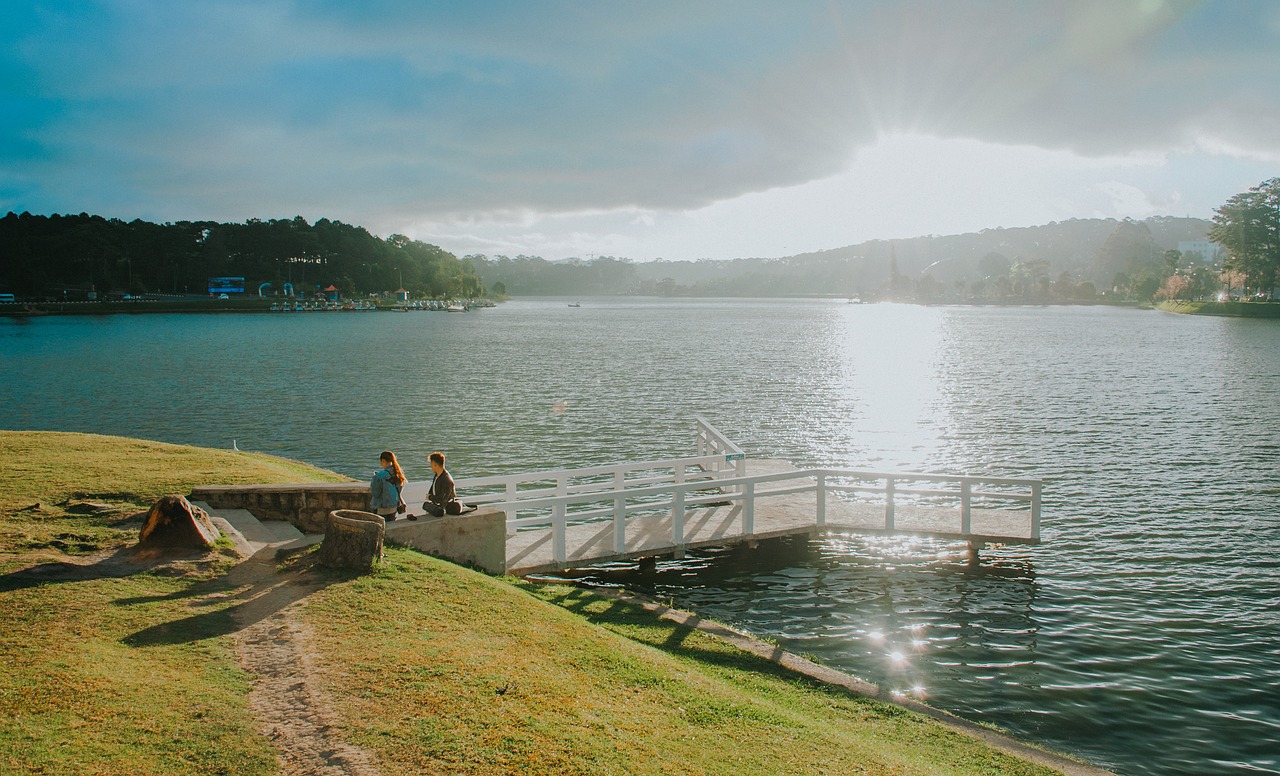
left=572, top=532, right=1041, bottom=705
left=831, top=302, right=948, bottom=471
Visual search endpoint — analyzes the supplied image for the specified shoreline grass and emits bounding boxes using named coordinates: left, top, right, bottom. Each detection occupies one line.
left=300, top=548, right=1061, bottom=775
left=2, top=431, right=1071, bottom=774
left=1156, top=299, right=1280, bottom=318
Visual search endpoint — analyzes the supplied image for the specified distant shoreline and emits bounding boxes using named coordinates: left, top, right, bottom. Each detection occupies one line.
left=0, top=298, right=490, bottom=317
left=0, top=298, right=279, bottom=316
left=1156, top=300, right=1280, bottom=318
left=2, top=296, right=1149, bottom=317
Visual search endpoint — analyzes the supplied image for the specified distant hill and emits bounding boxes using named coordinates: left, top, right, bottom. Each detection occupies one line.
left=470, top=216, right=1213, bottom=299
left=633, top=216, right=1210, bottom=290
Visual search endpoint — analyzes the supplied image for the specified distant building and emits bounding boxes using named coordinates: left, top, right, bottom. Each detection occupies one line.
left=395, top=287, right=409, bottom=302
left=208, top=276, right=245, bottom=295
left=1178, top=241, right=1221, bottom=264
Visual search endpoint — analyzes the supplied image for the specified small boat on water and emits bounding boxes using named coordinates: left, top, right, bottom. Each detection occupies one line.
left=447, top=303, right=467, bottom=313
left=567, top=303, right=581, bottom=308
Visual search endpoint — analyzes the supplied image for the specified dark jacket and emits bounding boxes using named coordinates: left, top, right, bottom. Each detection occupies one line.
left=428, top=469, right=457, bottom=505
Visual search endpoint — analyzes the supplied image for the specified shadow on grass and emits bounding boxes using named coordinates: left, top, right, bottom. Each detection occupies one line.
left=0, top=545, right=213, bottom=593
left=121, top=553, right=352, bottom=648
left=531, top=585, right=798, bottom=681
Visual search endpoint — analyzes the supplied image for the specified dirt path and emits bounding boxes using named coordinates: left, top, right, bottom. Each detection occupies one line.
left=227, top=556, right=381, bottom=776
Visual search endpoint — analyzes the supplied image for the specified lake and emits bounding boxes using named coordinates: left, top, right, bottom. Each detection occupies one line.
left=2, top=299, right=1277, bottom=774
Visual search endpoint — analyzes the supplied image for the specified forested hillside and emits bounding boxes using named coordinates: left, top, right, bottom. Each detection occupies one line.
left=2, top=212, right=1216, bottom=302
left=469, top=216, right=1213, bottom=301
left=0, top=212, right=483, bottom=299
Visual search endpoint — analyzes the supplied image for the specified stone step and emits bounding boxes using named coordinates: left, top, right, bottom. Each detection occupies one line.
left=191, top=500, right=306, bottom=557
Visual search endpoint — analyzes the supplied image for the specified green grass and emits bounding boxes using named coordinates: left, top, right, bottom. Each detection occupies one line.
left=1, top=431, right=1065, bottom=775
left=301, top=549, right=1059, bottom=775
left=0, top=572, right=277, bottom=775
left=0, top=430, right=350, bottom=564
left=0, top=431, right=348, bottom=775
left=1157, top=299, right=1280, bottom=318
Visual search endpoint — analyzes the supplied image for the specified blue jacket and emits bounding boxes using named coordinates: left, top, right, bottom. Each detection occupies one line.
left=369, top=467, right=402, bottom=511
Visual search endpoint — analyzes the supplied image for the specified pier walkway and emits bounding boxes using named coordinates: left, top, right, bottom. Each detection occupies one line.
left=401, top=418, right=1042, bottom=577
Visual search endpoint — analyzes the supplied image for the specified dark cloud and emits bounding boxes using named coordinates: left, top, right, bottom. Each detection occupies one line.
left=2, top=1, right=1277, bottom=227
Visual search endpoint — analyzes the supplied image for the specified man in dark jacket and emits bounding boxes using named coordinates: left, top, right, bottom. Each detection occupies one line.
left=423, top=450, right=460, bottom=517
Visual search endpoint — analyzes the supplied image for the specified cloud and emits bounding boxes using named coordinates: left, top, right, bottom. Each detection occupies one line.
left=1096, top=181, right=1162, bottom=218
left=2, top=0, right=1278, bottom=239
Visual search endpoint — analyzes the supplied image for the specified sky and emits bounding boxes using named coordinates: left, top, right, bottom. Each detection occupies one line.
left=2, top=1, right=1278, bottom=261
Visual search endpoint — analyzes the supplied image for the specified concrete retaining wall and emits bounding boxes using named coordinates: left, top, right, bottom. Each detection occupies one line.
left=386, top=509, right=507, bottom=575
left=190, top=483, right=369, bottom=534
left=189, top=482, right=507, bottom=573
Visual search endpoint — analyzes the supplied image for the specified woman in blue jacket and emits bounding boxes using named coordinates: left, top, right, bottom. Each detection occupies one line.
left=369, top=450, right=406, bottom=523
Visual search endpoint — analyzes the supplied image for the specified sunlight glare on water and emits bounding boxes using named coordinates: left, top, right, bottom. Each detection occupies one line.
left=835, top=302, right=946, bottom=471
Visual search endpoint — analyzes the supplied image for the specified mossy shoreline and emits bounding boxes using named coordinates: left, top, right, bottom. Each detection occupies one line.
left=1156, top=299, right=1280, bottom=318
left=0, top=430, right=1100, bottom=774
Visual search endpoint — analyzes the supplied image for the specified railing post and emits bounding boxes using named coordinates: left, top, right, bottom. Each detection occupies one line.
left=614, top=470, right=625, bottom=490
left=672, top=486, right=685, bottom=546
left=505, top=481, right=518, bottom=530
left=885, top=477, right=895, bottom=531
left=744, top=481, right=755, bottom=534
left=960, top=479, right=972, bottom=535
left=816, top=472, right=826, bottom=528
left=614, top=493, right=626, bottom=554
left=555, top=476, right=568, bottom=506
left=1031, top=481, right=1042, bottom=541
left=553, top=479, right=567, bottom=562
left=553, top=508, right=566, bottom=564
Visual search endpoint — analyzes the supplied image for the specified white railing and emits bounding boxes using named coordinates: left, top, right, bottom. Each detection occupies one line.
left=695, top=415, right=747, bottom=477
left=496, top=467, right=1041, bottom=565
left=401, top=418, right=749, bottom=526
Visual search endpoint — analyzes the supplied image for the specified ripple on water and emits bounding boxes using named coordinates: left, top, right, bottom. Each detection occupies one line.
left=3, top=301, right=1279, bottom=776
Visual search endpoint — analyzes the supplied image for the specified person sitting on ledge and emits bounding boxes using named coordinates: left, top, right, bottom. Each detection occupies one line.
left=370, top=450, right=406, bottom=523
left=422, top=450, right=462, bottom=517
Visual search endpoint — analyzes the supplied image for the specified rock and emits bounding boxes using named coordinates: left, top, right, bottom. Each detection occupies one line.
left=137, top=495, right=221, bottom=550
left=317, top=510, right=384, bottom=571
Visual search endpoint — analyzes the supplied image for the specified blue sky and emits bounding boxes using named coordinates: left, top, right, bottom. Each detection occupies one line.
left=3, top=1, right=1278, bottom=260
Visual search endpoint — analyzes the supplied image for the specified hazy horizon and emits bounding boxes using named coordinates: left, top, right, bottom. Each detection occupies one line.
left=3, top=2, right=1277, bottom=262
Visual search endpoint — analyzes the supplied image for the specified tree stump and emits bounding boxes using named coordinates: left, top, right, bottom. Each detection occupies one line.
left=137, top=495, right=220, bottom=550
left=318, top=510, right=384, bottom=571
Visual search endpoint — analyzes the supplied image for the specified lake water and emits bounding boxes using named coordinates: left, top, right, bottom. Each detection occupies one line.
left=2, top=299, right=1277, bottom=774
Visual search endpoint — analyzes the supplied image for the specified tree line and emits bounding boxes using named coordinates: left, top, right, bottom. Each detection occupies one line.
left=467, top=217, right=1215, bottom=302
left=1205, top=178, right=1279, bottom=298
left=0, top=212, right=484, bottom=300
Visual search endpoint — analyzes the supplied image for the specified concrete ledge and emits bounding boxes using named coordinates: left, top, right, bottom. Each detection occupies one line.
left=386, top=509, right=507, bottom=574
left=190, top=483, right=368, bottom=534
left=190, top=484, right=510, bottom=574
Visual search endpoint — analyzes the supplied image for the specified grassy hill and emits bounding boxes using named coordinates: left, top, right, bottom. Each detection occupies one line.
left=0, top=431, right=1070, bottom=774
